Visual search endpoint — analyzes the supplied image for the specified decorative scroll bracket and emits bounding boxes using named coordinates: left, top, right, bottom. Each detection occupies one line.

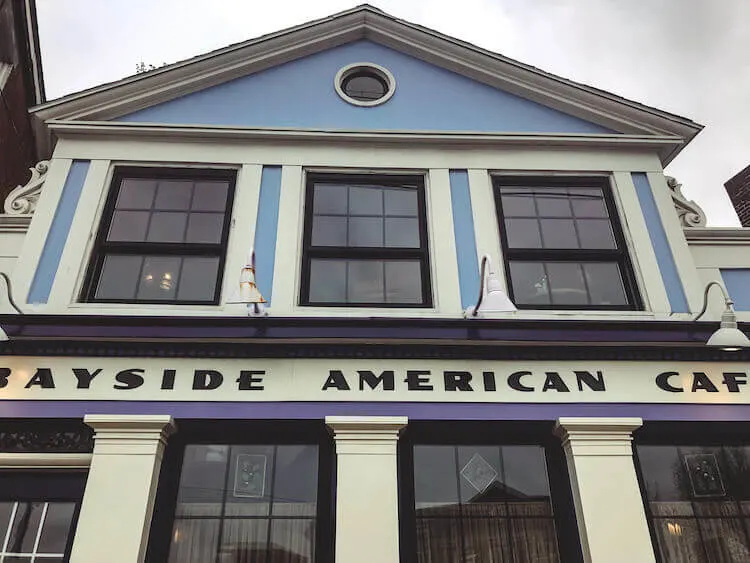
left=4, top=160, right=50, bottom=215
left=667, top=176, right=707, bottom=227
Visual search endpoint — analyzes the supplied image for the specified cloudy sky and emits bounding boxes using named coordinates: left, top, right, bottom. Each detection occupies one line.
left=36, top=0, right=749, bottom=226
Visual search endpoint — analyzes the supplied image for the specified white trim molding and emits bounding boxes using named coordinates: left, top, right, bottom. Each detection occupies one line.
left=3, top=160, right=50, bottom=215
left=334, top=62, right=396, bottom=107
left=0, top=452, right=92, bottom=469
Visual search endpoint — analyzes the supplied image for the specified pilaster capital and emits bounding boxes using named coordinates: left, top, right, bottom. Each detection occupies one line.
left=84, top=415, right=176, bottom=456
left=555, top=417, right=643, bottom=457
left=325, top=416, right=407, bottom=455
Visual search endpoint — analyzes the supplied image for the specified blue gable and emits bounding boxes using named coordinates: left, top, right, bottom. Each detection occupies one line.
left=117, top=41, right=614, bottom=134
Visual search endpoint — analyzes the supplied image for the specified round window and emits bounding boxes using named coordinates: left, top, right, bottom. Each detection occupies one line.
left=335, top=63, right=396, bottom=107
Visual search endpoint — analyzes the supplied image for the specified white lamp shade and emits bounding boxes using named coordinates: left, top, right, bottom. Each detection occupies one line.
left=706, top=327, right=750, bottom=350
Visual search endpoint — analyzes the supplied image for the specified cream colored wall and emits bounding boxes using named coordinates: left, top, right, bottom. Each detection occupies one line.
left=3, top=133, right=727, bottom=320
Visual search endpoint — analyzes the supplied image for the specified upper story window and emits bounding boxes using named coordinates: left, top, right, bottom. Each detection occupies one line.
left=300, top=173, right=432, bottom=307
left=334, top=63, right=396, bottom=107
left=493, top=176, right=641, bottom=310
left=83, top=168, right=235, bottom=304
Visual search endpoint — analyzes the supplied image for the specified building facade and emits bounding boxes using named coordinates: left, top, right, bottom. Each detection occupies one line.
left=1, top=6, right=750, bottom=563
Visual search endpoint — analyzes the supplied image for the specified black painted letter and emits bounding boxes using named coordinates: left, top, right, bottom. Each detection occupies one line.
left=322, top=370, right=351, bottom=391
left=73, top=368, right=102, bottom=389
left=444, top=371, right=473, bottom=391
left=359, top=370, right=395, bottom=391
left=574, top=371, right=605, bottom=392
left=193, top=370, right=223, bottom=390
left=25, top=368, right=55, bottom=389
left=508, top=371, right=534, bottom=392
left=114, top=369, right=144, bottom=390
left=405, top=371, right=432, bottom=391
left=723, top=372, right=747, bottom=393
left=656, top=371, right=683, bottom=392
left=692, top=372, right=719, bottom=393
left=237, top=370, right=265, bottom=391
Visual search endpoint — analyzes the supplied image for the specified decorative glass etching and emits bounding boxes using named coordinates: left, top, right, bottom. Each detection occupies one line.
left=0, top=424, right=93, bottom=453
left=460, top=453, right=498, bottom=493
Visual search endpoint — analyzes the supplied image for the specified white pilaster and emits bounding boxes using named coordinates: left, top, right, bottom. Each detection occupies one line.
left=326, top=416, right=407, bottom=563
left=70, top=415, right=175, bottom=563
left=555, top=417, right=654, bottom=563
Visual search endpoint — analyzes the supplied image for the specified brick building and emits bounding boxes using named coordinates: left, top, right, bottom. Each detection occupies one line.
left=725, top=164, right=750, bottom=227
left=0, top=0, right=44, bottom=198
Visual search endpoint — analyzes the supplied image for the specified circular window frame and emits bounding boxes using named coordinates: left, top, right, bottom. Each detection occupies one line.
left=335, top=62, right=396, bottom=107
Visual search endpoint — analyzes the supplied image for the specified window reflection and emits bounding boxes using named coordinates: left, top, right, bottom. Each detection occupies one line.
left=168, top=444, right=319, bottom=563
left=637, top=445, right=750, bottom=562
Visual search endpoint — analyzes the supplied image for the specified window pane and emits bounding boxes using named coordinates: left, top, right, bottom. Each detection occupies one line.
left=116, top=179, right=156, bottom=209
left=637, top=446, right=687, bottom=502
left=577, top=219, right=616, bottom=249
left=505, top=219, right=542, bottom=249
left=384, top=188, right=418, bottom=216
left=546, top=263, right=588, bottom=306
left=570, top=188, right=608, bottom=218
left=583, top=263, right=628, bottom=306
left=176, top=445, right=229, bottom=517
left=501, top=194, right=536, bottom=217
left=502, top=446, right=551, bottom=499
left=107, top=210, right=149, bottom=242
left=95, top=255, right=143, bottom=300
left=154, top=180, right=192, bottom=210
left=185, top=213, right=224, bottom=244
left=137, top=256, right=181, bottom=300
left=146, top=212, right=188, bottom=243
left=220, top=520, right=269, bottom=561
left=348, top=217, right=383, bottom=247
left=168, top=519, right=220, bottom=563
left=348, top=260, right=385, bottom=303
left=699, top=518, right=750, bottom=561
left=269, top=519, right=315, bottom=563
left=462, top=518, right=511, bottom=562
left=313, top=184, right=347, bottom=215
left=349, top=186, right=383, bottom=215
left=385, top=218, right=419, bottom=248
left=177, top=257, right=219, bottom=302
left=414, top=446, right=459, bottom=512
left=509, top=262, right=550, bottom=306
left=0, top=502, right=13, bottom=542
left=535, top=190, right=572, bottom=217
left=7, top=502, right=43, bottom=553
left=308, top=260, right=346, bottom=303
left=192, top=182, right=228, bottom=212
left=416, top=518, right=463, bottom=563
left=312, top=216, right=347, bottom=246
left=540, top=219, right=578, bottom=249
left=651, top=518, right=705, bottom=563
left=458, top=447, right=502, bottom=504
left=272, top=445, right=318, bottom=517
left=385, top=261, right=423, bottom=304
left=509, top=518, right=560, bottom=562
left=37, top=502, right=76, bottom=554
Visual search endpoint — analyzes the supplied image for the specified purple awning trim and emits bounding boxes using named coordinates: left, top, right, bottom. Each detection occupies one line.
left=0, top=401, right=748, bottom=421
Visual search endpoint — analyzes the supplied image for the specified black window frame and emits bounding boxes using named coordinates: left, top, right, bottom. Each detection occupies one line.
left=0, top=471, right=88, bottom=563
left=81, top=166, right=237, bottom=305
left=398, top=421, right=583, bottom=563
left=493, top=175, right=642, bottom=311
left=146, top=421, right=335, bottom=563
left=634, top=422, right=750, bottom=563
left=300, top=172, right=433, bottom=308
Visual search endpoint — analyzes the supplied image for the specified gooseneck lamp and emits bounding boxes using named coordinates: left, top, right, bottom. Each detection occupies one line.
left=464, top=255, right=516, bottom=318
left=695, top=281, right=750, bottom=351
left=0, top=273, right=22, bottom=341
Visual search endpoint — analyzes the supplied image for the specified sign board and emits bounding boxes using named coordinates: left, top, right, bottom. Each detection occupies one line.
left=0, top=357, right=749, bottom=404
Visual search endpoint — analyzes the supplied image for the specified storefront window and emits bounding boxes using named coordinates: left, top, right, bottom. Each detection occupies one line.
left=411, top=445, right=560, bottom=562
left=637, top=445, right=750, bottom=562
left=167, top=444, right=319, bottom=563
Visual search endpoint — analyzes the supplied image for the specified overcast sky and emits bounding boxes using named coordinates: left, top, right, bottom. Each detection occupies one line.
left=36, top=0, right=749, bottom=226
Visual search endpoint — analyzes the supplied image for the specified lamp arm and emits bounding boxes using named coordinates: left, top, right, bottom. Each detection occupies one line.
left=471, top=255, right=489, bottom=318
left=695, top=281, right=733, bottom=321
left=0, top=273, right=22, bottom=315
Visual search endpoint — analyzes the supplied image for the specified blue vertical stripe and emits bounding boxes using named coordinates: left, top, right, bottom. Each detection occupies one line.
left=28, top=160, right=90, bottom=304
left=449, top=170, right=480, bottom=309
left=631, top=172, right=689, bottom=313
left=253, top=166, right=282, bottom=304
left=721, top=269, right=750, bottom=311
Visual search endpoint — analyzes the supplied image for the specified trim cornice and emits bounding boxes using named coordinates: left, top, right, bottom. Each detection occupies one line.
left=46, top=120, right=684, bottom=153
